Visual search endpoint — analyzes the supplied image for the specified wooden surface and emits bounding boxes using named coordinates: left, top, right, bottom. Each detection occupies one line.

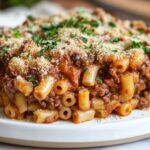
left=52, top=0, right=96, bottom=9
left=99, top=0, right=150, bottom=18
left=52, top=0, right=150, bottom=17
left=51, top=0, right=150, bottom=24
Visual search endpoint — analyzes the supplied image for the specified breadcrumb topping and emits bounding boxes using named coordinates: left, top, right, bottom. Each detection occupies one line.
left=0, top=8, right=150, bottom=76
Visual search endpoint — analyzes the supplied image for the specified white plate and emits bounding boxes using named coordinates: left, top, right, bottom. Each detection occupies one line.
left=0, top=108, right=150, bottom=148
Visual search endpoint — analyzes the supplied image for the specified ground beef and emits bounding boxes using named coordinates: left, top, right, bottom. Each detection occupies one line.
left=47, top=91, right=63, bottom=110
left=138, top=97, right=150, bottom=109
left=3, top=77, right=16, bottom=102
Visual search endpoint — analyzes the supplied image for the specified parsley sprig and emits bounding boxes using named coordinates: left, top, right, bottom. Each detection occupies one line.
left=143, top=47, right=150, bottom=54
left=27, top=75, right=38, bottom=87
left=130, top=40, right=144, bottom=48
left=129, top=40, right=150, bottom=54
left=96, top=76, right=103, bottom=84
left=12, top=30, right=21, bottom=38
left=108, top=22, right=116, bottom=28
left=0, top=46, right=9, bottom=58
left=110, top=37, right=121, bottom=43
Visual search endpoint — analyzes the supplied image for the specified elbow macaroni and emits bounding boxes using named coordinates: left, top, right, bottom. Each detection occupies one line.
left=82, top=65, right=99, bottom=86
left=59, top=107, right=72, bottom=120
left=120, top=73, right=135, bottom=102
left=78, top=88, right=90, bottom=111
left=4, top=104, right=18, bottom=119
left=129, top=52, right=145, bottom=69
left=53, top=79, right=69, bottom=95
left=15, top=76, right=33, bottom=96
left=62, top=92, right=76, bottom=107
left=34, top=75, right=55, bottom=101
left=15, top=92, right=27, bottom=114
left=112, top=58, right=129, bottom=73
left=34, top=109, right=59, bottom=123
left=115, top=103, right=133, bottom=116
left=73, top=109, right=95, bottom=123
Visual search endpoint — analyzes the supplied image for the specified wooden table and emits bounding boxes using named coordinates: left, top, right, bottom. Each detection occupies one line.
left=52, top=0, right=96, bottom=9
left=52, top=0, right=150, bottom=24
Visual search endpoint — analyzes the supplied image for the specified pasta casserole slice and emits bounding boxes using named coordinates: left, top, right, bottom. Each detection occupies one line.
left=0, top=8, right=150, bottom=123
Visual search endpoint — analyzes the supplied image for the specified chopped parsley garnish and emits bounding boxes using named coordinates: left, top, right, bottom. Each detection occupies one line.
left=66, top=18, right=75, bottom=28
left=0, top=33, right=3, bottom=38
left=70, top=33, right=77, bottom=38
left=32, top=35, right=43, bottom=45
left=96, top=77, right=103, bottom=84
left=110, top=37, right=121, bottom=43
left=37, top=49, right=44, bottom=57
left=85, top=43, right=94, bottom=49
left=89, top=20, right=100, bottom=27
left=143, top=47, right=150, bottom=54
left=39, top=16, right=99, bottom=50
left=42, top=16, right=98, bottom=38
left=81, top=37, right=88, bottom=43
left=0, top=46, right=9, bottom=57
left=27, top=75, right=38, bottom=87
left=42, top=25, right=59, bottom=37
left=128, top=31, right=133, bottom=36
left=12, top=31, right=21, bottom=38
left=112, top=49, right=118, bottom=53
left=27, top=15, right=34, bottom=21
left=37, top=40, right=57, bottom=57
left=41, top=40, right=57, bottom=49
left=26, top=53, right=30, bottom=59
left=108, top=22, right=116, bottom=28
left=82, top=28, right=94, bottom=35
left=130, top=40, right=144, bottom=48
left=98, top=41, right=103, bottom=48
left=28, top=26, right=34, bottom=33
left=138, top=28, right=145, bottom=34
left=82, top=68, right=88, bottom=73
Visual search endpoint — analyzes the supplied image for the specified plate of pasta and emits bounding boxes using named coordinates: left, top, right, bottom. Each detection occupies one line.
left=0, top=8, right=150, bottom=148
left=0, top=108, right=150, bottom=148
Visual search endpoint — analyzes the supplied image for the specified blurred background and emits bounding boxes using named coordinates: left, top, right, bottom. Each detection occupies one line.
left=0, top=0, right=149, bottom=27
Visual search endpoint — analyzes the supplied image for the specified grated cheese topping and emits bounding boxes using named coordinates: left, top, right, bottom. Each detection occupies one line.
left=0, top=8, right=150, bottom=75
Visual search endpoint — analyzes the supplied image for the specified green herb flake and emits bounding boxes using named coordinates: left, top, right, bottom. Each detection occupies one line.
left=96, top=77, right=103, bottom=84
left=90, top=20, right=100, bottom=27
left=0, top=46, right=9, bottom=57
left=108, top=22, right=116, bottom=28
left=66, top=18, right=75, bottom=27
left=27, top=75, right=38, bottom=87
left=128, top=31, right=133, bottom=36
left=26, top=53, right=30, bottom=59
left=27, top=15, right=34, bottom=21
left=28, top=26, right=33, bottom=33
left=85, top=43, right=94, bottom=49
left=12, top=31, right=21, bottom=38
left=112, top=49, right=118, bottom=53
left=82, top=68, right=88, bottom=73
left=81, top=37, right=88, bottom=43
left=143, top=47, right=150, bottom=54
left=110, top=37, right=121, bottom=43
left=138, top=28, right=145, bottom=34
left=37, top=49, right=44, bottom=57
left=82, top=28, right=94, bottom=35
left=98, top=41, right=103, bottom=48
left=41, top=25, right=59, bottom=37
left=0, top=33, right=3, bottom=38
left=130, top=40, right=144, bottom=48
left=70, top=33, right=77, bottom=38
left=32, top=35, right=42, bottom=45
